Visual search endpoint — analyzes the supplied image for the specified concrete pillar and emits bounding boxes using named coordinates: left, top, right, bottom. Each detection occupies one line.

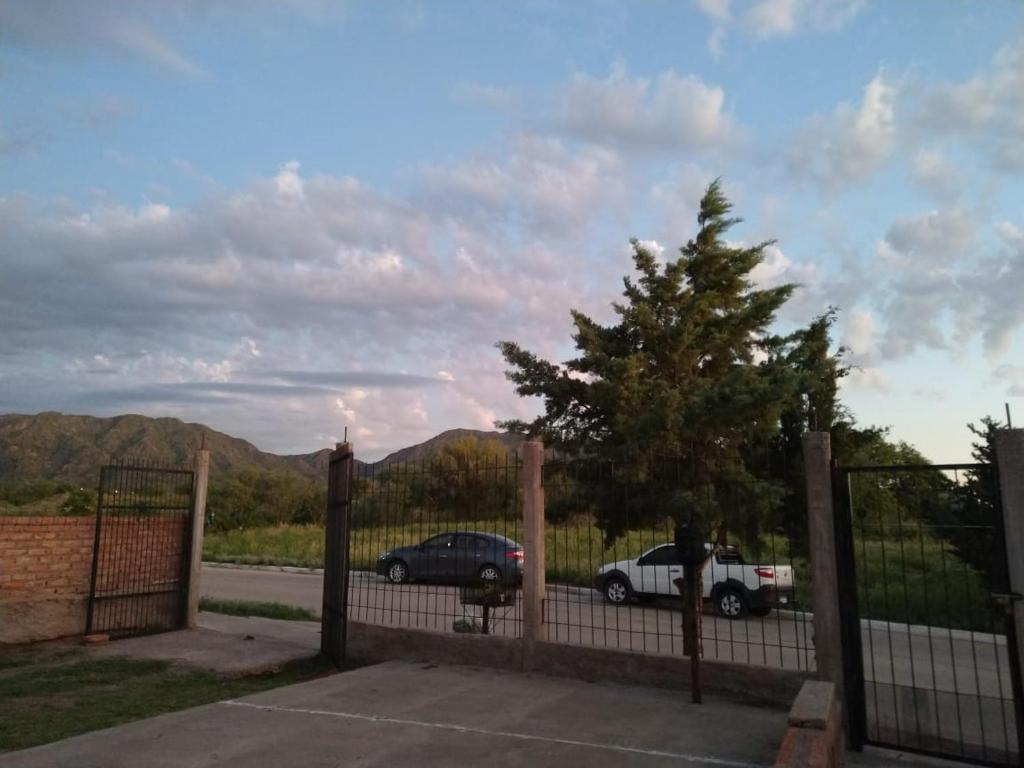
left=995, top=429, right=1024, bottom=687
left=186, top=447, right=210, bottom=629
left=521, top=441, right=545, bottom=643
left=802, top=432, right=843, bottom=694
left=322, top=442, right=353, bottom=667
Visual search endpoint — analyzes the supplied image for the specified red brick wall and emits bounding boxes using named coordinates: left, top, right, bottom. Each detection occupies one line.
left=1, top=515, right=190, bottom=643
left=0, top=516, right=96, bottom=599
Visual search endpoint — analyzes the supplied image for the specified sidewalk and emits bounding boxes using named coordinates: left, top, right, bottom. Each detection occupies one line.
left=86, top=612, right=320, bottom=676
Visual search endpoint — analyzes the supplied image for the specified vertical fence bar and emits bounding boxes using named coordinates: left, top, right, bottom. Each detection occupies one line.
left=833, top=466, right=867, bottom=749
left=522, top=440, right=545, bottom=644
left=322, top=441, right=354, bottom=667
left=84, top=467, right=108, bottom=635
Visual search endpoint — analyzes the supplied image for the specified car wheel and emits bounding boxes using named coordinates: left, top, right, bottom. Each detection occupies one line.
left=479, top=564, right=502, bottom=582
left=603, top=576, right=631, bottom=605
left=716, top=587, right=748, bottom=619
left=386, top=560, right=409, bottom=584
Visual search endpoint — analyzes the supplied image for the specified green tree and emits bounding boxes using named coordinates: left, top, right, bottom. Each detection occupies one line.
left=497, top=180, right=841, bottom=544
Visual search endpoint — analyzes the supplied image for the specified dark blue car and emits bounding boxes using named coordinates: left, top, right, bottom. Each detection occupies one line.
left=376, top=531, right=524, bottom=585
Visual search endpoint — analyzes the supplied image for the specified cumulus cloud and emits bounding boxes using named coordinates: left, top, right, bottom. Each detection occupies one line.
left=918, top=38, right=1024, bottom=171
left=557, top=64, right=737, bottom=151
left=422, top=135, right=623, bottom=234
left=696, top=0, right=864, bottom=53
left=910, top=148, right=959, bottom=202
left=883, top=208, right=974, bottom=265
left=0, top=146, right=616, bottom=455
left=790, top=73, right=896, bottom=192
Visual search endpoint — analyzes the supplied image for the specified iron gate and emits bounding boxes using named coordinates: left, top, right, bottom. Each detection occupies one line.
left=834, top=462, right=1024, bottom=766
left=86, top=460, right=196, bottom=638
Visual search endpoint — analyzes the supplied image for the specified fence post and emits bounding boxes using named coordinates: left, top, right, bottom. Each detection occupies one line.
left=995, top=429, right=1024, bottom=698
left=185, top=445, right=210, bottom=629
left=522, top=441, right=545, bottom=644
left=802, top=433, right=843, bottom=696
left=322, top=441, right=354, bottom=668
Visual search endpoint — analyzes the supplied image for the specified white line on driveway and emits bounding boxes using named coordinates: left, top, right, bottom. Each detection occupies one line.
left=220, top=700, right=767, bottom=767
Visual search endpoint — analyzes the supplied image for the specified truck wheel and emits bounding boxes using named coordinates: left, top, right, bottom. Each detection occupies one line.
left=715, top=587, right=748, bottom=619
left=603, top=576, right=631, bottom=605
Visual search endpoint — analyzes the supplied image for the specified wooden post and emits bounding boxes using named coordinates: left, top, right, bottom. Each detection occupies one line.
left=803, top=432, right=843, bottom=696
left=995, top=429, right=1024, bottom=713
left=675, top=557, right=707, bottom=703
left=322, top=441, right=354, bottom=667
left=522, top=441, right=545, bottom=643
left=185, top=445, right=210, bottom=629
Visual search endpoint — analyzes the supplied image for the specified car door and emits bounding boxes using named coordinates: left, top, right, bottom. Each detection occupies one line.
left=631, top=545, right=682, bottom=596
left=451, top=534, right=484, bottom=580
left=649, top=545, right=684, bottom=595
left=418, top=534, right=455, bottom=580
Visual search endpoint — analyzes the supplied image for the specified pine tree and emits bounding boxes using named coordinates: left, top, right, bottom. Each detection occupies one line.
left=498, top=180, right=837, bottom=543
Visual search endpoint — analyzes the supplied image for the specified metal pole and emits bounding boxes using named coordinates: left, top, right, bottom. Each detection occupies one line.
left=322, top=442, right=353, bottom=667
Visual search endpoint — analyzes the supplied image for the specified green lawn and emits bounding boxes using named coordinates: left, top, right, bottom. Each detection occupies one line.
left=199, top=597, right=319, bottom=621
left=0, top=645, right=332, bottom=753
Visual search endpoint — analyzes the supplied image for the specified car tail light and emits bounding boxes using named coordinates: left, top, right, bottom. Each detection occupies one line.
left=506, top=549, right=524, bottom=561
left=754, top=567, right=774, bottom=579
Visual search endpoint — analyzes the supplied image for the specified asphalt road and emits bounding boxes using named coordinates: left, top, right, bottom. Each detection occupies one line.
left=201, top=564, right=1019, bottom=761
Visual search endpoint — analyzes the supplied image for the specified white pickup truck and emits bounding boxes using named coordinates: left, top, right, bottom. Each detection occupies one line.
left=595, top=543, right=795, bottom=618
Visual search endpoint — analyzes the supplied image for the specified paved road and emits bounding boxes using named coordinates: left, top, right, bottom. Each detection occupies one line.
left=202, top=565, right=1019, bottom=761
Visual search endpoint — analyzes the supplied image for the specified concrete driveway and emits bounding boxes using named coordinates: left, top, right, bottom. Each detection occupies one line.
left=1, top=661, right=788, bottom=768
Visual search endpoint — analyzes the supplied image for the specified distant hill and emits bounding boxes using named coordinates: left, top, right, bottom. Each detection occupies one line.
left=373, top=428, right=523, bottom=467
left=0, top=412, right=522, bottom=485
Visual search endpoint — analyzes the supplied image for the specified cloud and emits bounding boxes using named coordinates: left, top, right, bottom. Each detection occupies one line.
left=0, top=0, right=206, bottom=77
left=918, top=38, right=1024, bottom=171
left=790, top=73, right=896, bottom=192
left=883, top=208, right=974, bottom=265
left=422, top=135, right=623, bottom=234
left=557, top=64, right=737, bottom=151
left=910, top=148, right=959, bottom=202
left=0, top=145, right=617, bottom=455
left=696, top=0, right=864, bottom=53
left=270, top=371, right=448, bottom=387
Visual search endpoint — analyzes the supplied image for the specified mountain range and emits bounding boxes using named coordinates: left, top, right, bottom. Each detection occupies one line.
left=0, top=412, right=522, bottom=485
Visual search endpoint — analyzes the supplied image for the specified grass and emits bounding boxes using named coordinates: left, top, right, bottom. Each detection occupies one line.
left=199, top=597, right=319, bottom=621
left=0, top=645, right=333, bottom=753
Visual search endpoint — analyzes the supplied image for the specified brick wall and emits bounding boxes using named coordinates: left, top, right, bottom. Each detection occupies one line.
left=0, top=517, right=96, bottom=599
left=0, top=515, right=189, bottom=644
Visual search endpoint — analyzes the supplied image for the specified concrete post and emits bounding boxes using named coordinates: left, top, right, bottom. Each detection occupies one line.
left=802, top=432, right=843, bottom=695
left=522, top=441, right=545, bottom=643
left=995, top=429, right=1024, bottom=688
left=186, top=446, right=210, bottom=629
left=322, top=442, right=353, bottom=667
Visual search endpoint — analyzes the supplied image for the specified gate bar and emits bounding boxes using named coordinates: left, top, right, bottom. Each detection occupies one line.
left=832, top=465, right=867, bottom=749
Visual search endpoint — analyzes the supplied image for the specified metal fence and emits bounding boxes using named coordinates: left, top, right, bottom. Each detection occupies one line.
left=342, top=443, right=814, bottom=673
left=542, top=453, right=815, bottom=672
left=86, top=459, right=196, bottom=638
left=835, top=463, right=1024, bottom=766
left=347, top=454, right=524, bottom=638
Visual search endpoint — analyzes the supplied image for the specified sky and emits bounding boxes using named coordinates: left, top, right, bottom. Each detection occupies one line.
left=2, top=0, right=1023, bottom=462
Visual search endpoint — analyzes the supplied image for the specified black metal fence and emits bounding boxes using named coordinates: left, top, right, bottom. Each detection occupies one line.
left=835, top=463, right=1024, bottom=766
left=86, top=459, right=196, bottom=638
left=542, top=452, right=815, bottom=672
left=347, top=453, right=524, bottom=637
